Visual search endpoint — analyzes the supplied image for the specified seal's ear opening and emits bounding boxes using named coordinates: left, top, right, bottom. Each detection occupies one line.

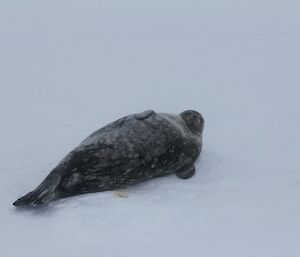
left=180, top=110, right=204, bottom=134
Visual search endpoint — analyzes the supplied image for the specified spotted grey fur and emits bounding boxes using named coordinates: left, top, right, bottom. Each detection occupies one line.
left=13, top=110, right=204, bottom=207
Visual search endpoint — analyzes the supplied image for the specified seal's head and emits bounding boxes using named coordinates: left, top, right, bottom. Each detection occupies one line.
left=180, top=110, right=204, bottom=134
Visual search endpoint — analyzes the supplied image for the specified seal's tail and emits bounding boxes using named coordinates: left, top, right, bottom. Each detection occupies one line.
left=13, top=173, right=61, bottom=207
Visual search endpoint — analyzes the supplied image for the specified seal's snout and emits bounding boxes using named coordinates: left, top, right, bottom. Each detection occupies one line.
left=180, top=110, right=204, bottom=134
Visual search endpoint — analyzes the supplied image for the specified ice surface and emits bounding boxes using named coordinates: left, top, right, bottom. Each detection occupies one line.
left=0, top=0, right=300, bottom=256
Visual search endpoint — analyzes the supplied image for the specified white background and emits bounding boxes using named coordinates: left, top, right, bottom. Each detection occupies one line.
left=0, top=1, right=299, bottom=256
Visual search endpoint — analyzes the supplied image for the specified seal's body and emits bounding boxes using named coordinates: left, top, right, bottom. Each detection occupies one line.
left=13, top=110, right=204, bottom=207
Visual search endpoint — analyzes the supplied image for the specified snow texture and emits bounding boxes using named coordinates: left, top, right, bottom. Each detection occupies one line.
left=0, top=0, right=300, bottom=256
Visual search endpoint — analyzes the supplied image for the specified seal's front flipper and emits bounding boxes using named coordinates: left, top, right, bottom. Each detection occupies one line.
left=13, top=173, right=61, bottom=207
left=176, top=165, right=195, bottom=179
left=135, top=110, right=155, bottom=120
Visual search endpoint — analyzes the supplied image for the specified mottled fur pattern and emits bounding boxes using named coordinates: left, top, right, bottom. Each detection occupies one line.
left=13, top=110, right=204, bottom=207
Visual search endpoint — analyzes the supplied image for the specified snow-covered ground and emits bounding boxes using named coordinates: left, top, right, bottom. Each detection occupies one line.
left=1, top=1, right=300, bottom=256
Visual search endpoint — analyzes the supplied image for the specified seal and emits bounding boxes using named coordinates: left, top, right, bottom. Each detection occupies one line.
left=13, top=110, right=204, bottom=207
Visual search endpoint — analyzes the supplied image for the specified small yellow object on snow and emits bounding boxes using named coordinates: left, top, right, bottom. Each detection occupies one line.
left=113, top=191, right=129, bottom=198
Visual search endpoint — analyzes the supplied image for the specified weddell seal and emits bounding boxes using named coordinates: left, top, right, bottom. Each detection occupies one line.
left=13, top=110, right=204, bottom=207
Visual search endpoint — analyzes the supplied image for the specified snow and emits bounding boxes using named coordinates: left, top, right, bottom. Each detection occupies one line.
left=1, top=0, right=300, bottom=256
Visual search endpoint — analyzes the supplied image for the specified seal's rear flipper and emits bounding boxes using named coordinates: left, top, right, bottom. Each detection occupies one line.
left=13, top=173, right=61, bottom=207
